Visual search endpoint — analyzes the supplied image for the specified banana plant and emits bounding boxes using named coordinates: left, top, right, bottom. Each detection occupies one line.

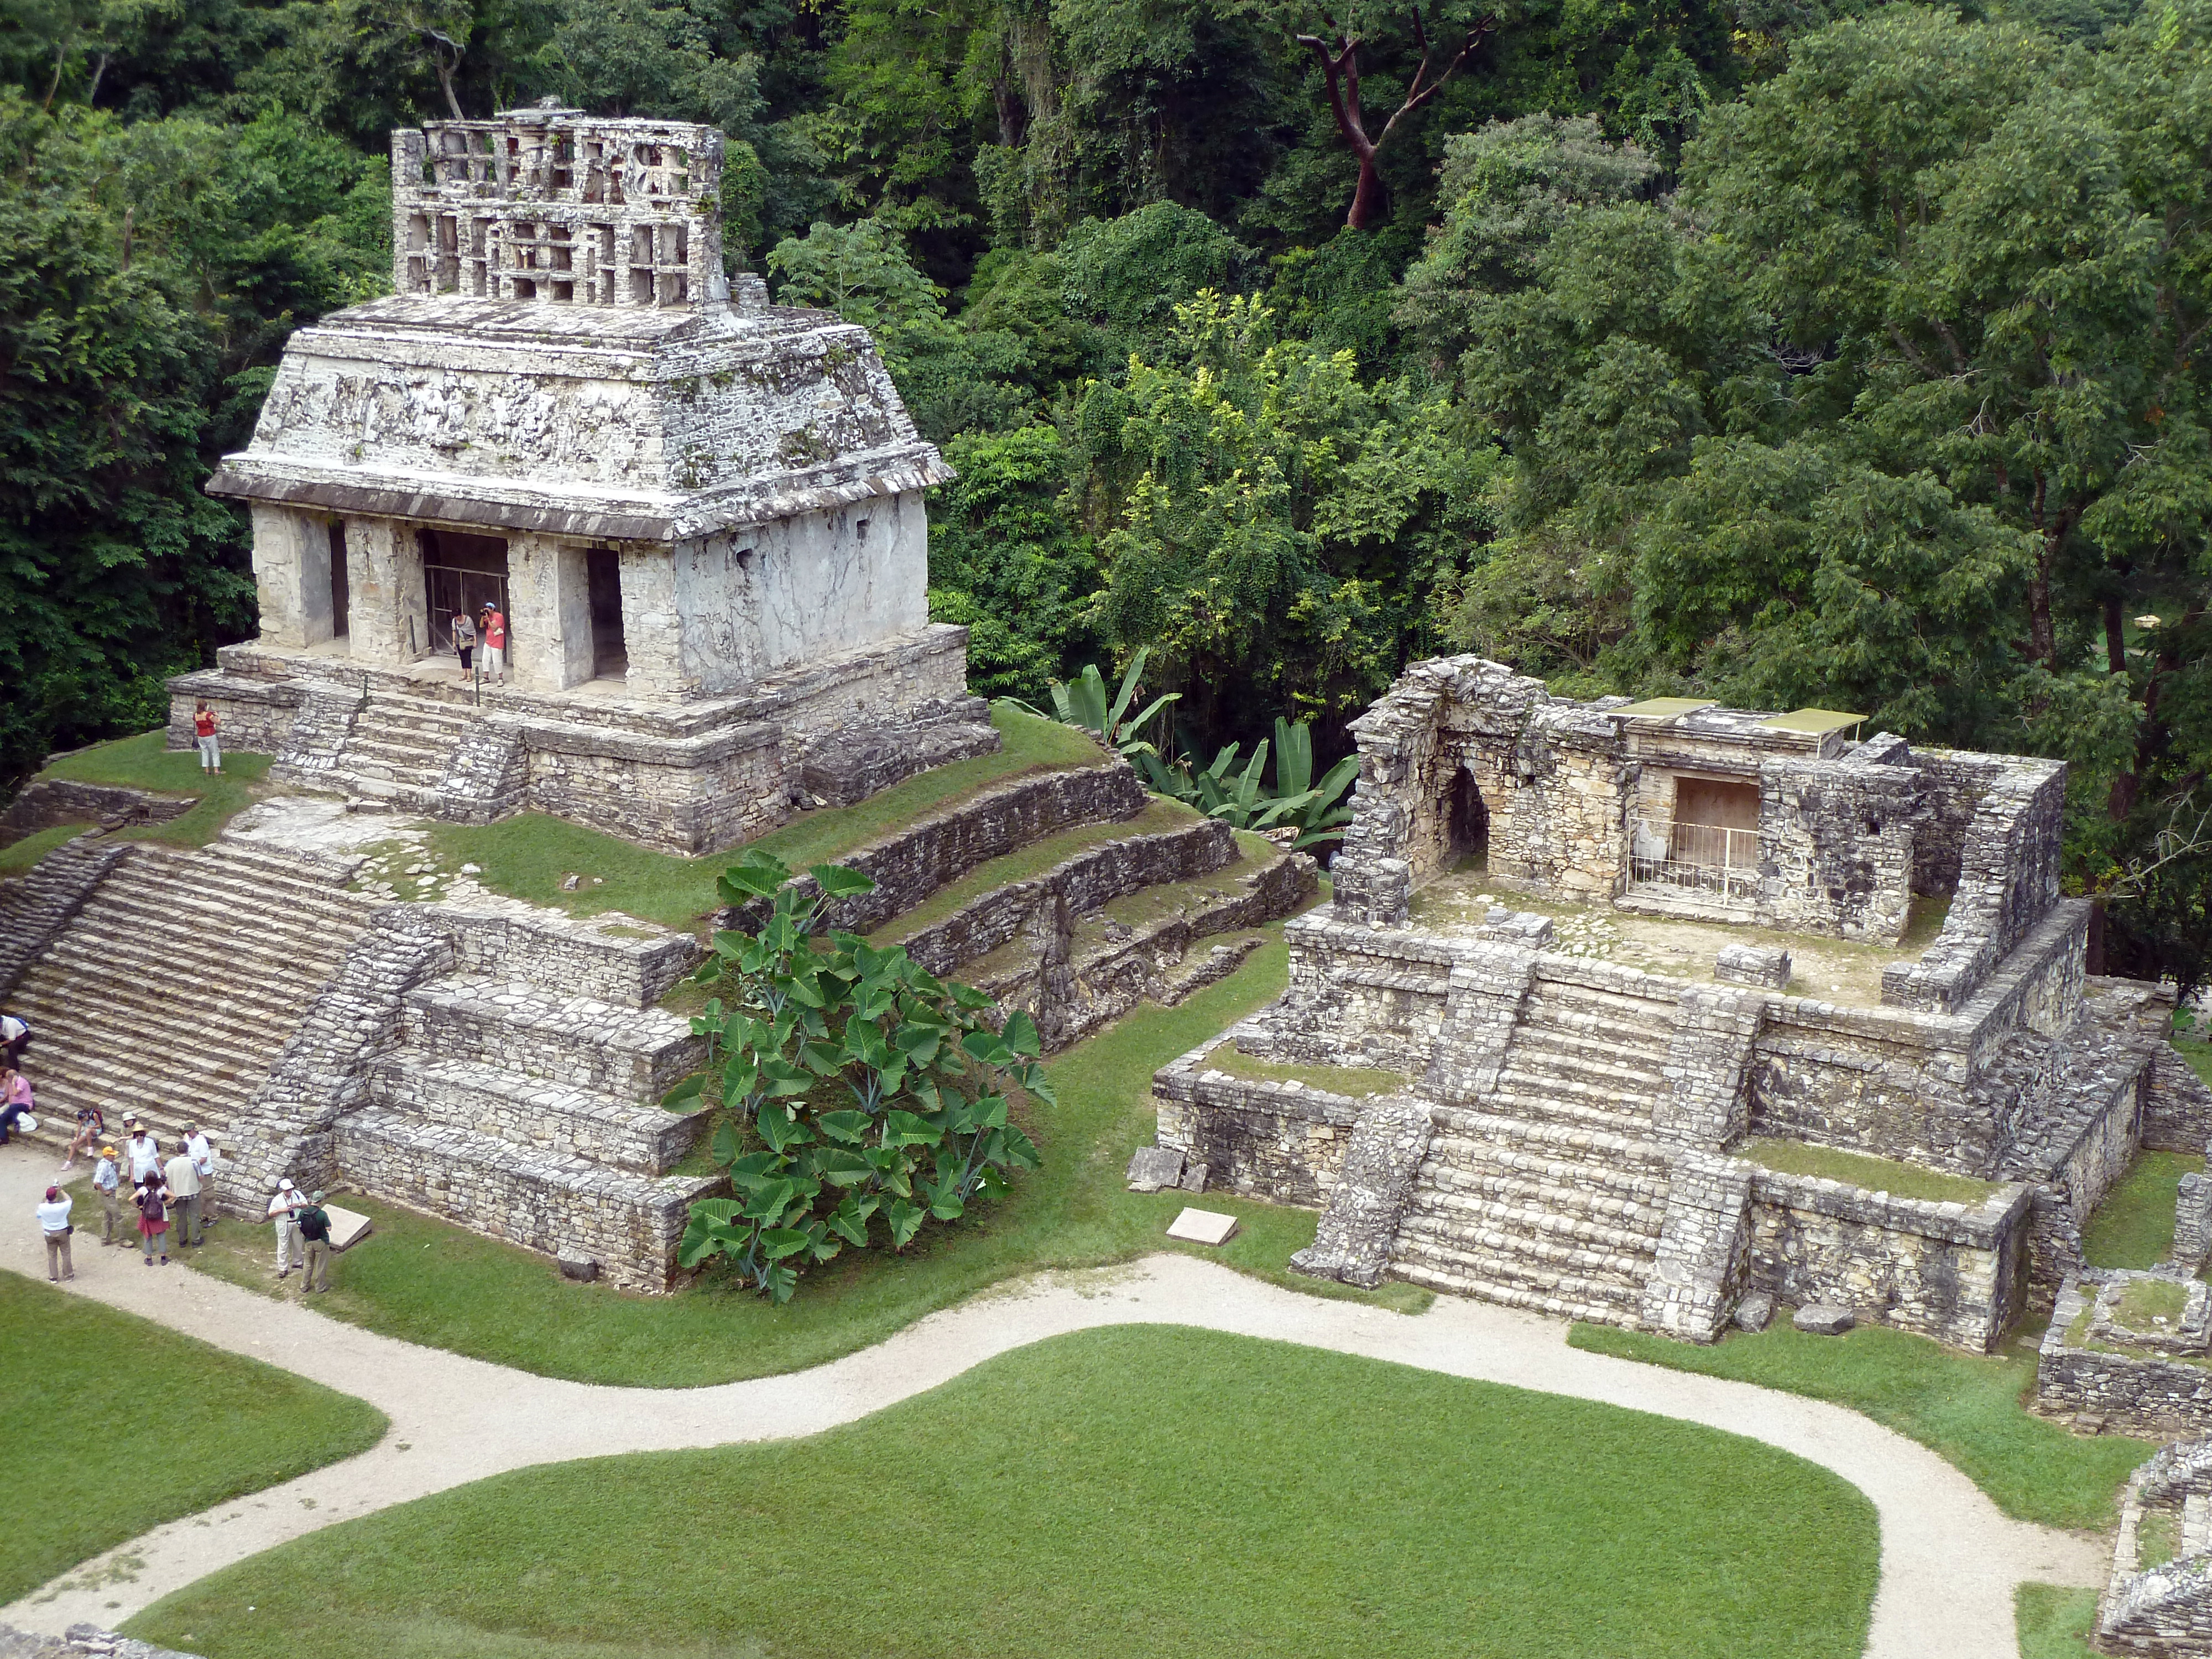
left=1267, top=716, right=1361, bottom=849
left=1046, top=647, right=1179, bottom=761
left=1137, top=718, right=1360, bottom=850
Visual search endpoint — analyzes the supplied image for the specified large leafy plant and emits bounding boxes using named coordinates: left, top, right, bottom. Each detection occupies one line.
left=1046, top=646, right=1178, bottom=762
left=671, top=850, right=1052, bottom=1302
left=1138, top=717, right=1359, bottom=849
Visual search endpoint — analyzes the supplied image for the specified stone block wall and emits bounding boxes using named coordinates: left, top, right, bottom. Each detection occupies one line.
left=1258, top=909, right=1460, bottom=1072
left=1153, top=1024, right=1365, bottom=1207
left=2039, top=1276, right=2212, bottom=1438
left=166, top=669, right=303, bottom=756
left=1745, top=1169, right=2032, bottom=1350
left=518, top=714, right=787, bottom=855
left=1642, top=1150, right=1755, bottom=1341
left=0, top=782, right=192, bottom=845
left=2148, top=1047, right=2212, bottom=1155
left=445, top=910, right=698, bottom=1008
left=1758, top=749, right=1919, bottom=943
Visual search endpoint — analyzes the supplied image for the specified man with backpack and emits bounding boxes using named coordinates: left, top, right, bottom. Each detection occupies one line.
left=296, top=1191, right=336, bottom=1293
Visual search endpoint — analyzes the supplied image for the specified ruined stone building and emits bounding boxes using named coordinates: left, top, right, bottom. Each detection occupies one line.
left=176, top=103, right=991, bottom=855
left=1154, top=655, right=2211, bottom=1352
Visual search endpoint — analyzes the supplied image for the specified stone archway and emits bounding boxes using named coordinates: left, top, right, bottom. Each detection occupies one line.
left=1447, top=764, right=1488, bottom=871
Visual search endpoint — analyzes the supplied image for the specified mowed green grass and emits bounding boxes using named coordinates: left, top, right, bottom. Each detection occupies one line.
left=2084, top=1150, right=2206, bottom=1270
left=2015, top=1584, right=2099, bottom=1657
left=424, top=704, right=1105, bottom=930
left=129, top=1327, right=1879, bottom=1659
left=0, top=1270, right=387, bottom=1605
left=37, top=729, right=272, bottom=848
left=0, top=821, right=93, bottom=875
left=1570, top=1318, right=2151, bottom=1529
left=175, top=936, right=1426, bottom=1387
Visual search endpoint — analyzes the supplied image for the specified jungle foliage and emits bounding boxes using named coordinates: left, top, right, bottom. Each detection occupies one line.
left=1, top=0, right=2207, bottom=984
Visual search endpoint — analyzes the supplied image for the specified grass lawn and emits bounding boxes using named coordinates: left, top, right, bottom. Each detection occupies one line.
left=0, top=1270, right=386, bottom=1606
left=174, top=935, right=1426, bottom=1387
left=36, top=730, right=273, bottom=848
left=1569, top=1318, right=2151, bottom=1529
left=129, top=1326, right=1878, bottom=1659
left=1734, top=1138, right=2000, bottom=1206
left=423, top=704, right=1104, bottom=931
left=2016, top=1584, right=2098, bottom=1657
left=1197, top=1041, right=1409, bottom=1097
left=0, top=821, right=94, bottom=875
left=2085, top=1150, right=2206, bottom=1270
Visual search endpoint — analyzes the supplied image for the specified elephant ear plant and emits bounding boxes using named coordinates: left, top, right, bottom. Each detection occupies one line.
left=670, top=849, right=1052, bottom=1302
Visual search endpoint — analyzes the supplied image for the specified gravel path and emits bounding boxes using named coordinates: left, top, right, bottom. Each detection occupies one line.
left=0, top=1142, right=2106, bottom=1656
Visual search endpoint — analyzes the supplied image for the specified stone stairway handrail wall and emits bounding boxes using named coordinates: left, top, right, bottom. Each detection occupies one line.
left=1288, top=1096, right=1435, bottom=1287
left=716, top=758, right=1150, bottom=938
left=0, top=838, right=130, bottom=1000
left=0, top=781, right=195, bottom=846
left=218, top=905, right=456, bottom=1214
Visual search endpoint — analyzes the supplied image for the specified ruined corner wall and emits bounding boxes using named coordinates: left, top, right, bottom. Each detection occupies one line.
left=1759, top=743, right=1921, bottom=943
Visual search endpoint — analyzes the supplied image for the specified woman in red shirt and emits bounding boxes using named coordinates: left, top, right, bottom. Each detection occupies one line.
left=193, top=701, right=222, bottom=774
left=478, top=604, right=508, bottom=685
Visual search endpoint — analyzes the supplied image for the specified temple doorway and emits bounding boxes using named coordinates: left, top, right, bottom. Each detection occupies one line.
left=420, top=529, right=509, bottom=667
left=1447, top=766, right=1488, bottom=870
left=586, top=547, right=627, bottom=680
left=328, top=523, right=349, bottom=639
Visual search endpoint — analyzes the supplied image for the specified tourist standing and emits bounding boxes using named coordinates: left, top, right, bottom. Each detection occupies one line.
left=124, top=1120, right=160, bottom=1184
left=192, top=701, right=223, bottom=775
left=477, top=604, right=507, bottom=684
left=0, top=1063, right=32, bottom=1144
left=93, top=1144, right=122, bottom=1244
left=267, top=1178, right=305, bottom=1279
left=134, top=1171, right=170, bottom=1265
left=184, top=1123, right=217, bottom=1223
left=36, top=1185, right=73, bottom=1281
left=163, top=1140, right=202, bottom=1248
left=451, top=607, right=477, bottom=677
left=296, top=1191, right=335, bottom=1293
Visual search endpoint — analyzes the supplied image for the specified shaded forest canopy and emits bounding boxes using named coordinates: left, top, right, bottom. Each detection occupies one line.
left=0, top=0, right=2206, bottom=987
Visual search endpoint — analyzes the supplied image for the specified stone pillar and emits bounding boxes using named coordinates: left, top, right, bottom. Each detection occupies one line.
left=508, top=534, right=593, bottom=692
left=2176, top=1173, right=2212, bottom=1272
left=250, top=504, right=318, bottom=648
left=620, top=546, right=685, bottom=700
left=342, top=517, right=425, bottom=666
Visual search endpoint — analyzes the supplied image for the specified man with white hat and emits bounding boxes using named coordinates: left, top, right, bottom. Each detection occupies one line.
left=266, top=1178, right=305, bottom=1279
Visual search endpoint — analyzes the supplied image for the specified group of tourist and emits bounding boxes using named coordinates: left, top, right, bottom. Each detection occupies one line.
left=451, top=601, right=508, bottom=684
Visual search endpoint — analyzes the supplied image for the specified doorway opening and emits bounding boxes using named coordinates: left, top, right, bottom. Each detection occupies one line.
left=420, top=529, right=509, bottom=669
left=586, top=547, right=626, bottom=680
left=327, top=522, right=350, bottom=639
left=1447, top=766, right=1488, bottom=872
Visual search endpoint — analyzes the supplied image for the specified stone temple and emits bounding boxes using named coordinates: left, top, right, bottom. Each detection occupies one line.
left=175, top=102, right=993, bottom=854
left=1152, top=654, right=2212, bottom=1355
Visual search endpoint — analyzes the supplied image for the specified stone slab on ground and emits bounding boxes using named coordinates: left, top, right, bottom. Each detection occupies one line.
left=324, top=1204, right=372, bottom=1253
left=1126, top=1146, right=1185, bottom=1192
left=1165, top=1207, right=1240, bottom=1245
left=1793, top=1302, right=1856, bottom=1335
left=1735, top=1291, right=1776, bottom=1332
left=1178, top=1161, right=1211, bottom=1193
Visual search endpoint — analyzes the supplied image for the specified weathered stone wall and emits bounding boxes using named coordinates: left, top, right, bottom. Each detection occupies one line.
left=1288, top=1098, right=1436, bottom=1287
left=1485, top=711, right=1627, bottom=900
left=1882, top=755, right=2067, bottom=1013
left=1641, top=1150, right=1755, bottom=1341
left=723, top=759, right=1147, bottom=936
left=1258, top=907, right=1460, bottom=1072
left=1758, top=747, right=1919, bottom=943
left=165, top=669, right=303, bottom=755
left=2148, top=1046, right=2212, bottom=1155
left=518, top=714, right=787, bottom=854
left=0, top=781, right=193, bottom=845
left=1153, top=1024, right=1364, bottom=1206
left=1745, top=1169, right=2032, bottom=1350
left=445, top=910, right=698, bottom=1007
left=2039, top=1276, right=2212, bottom=1438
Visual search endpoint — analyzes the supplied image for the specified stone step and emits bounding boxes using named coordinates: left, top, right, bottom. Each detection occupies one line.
left=1420, top=1157, right=1667, bottom=1232
left=1481, top=1086, right=1658, bottom=1140
left=330, top=771, right=439, bottom=809
left=1493, top=1056, right=1665, bottom=1109
left=344, top=732, right=449, bottom=775
left=9, top=1047, right=257, bottom=1139
left=199, top=841, right=362, bottom=891
left=399, top=977, right=703, bottom=1101
left=1522, top=980, right=1679, bottom=1042
left=1422, top=1130, right=1672, bottom=1205
left=333, top=1108, right=724, bottom=1291
left=1497, top=1030, right=1667, bottom=1090
left=1392, top=1201, right=1657, bottom=1286
left=6, top=997, right=280, bottom=1094
left=35, top=912, right=358, bottom=1001
left=1401, top=1177, right=1663, bottom=1255
left=1385, top=1251, right=1644, bottom=1322
left=50, top=880, right=368, bottom=962
left=106, top=843, right=374, bottom=915
left=2185, top=1494, right=2210, bottom=1560
left=9, top=967, right=320, bottom=1065
left=368, top=1055, right=709, bottom=1177
left=1430, top=1105, right=1672, bottom=1172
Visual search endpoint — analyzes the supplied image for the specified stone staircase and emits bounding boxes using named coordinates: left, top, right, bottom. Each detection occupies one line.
left=334, top=967, right=722, bottom=1287
left=273, top=688, right=479, bottom=811
left=1385, top=972, right=1681, bottom=1321
left=6, top=840, right=375, bottom=1155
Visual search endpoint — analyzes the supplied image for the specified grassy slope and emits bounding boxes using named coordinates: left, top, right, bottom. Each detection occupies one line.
left=0, top=822, right=93, bottom=875
left=175, top=936, right=1426, bottom=1387
left=36, top=731, right=273, bottom=848
left=2084, top=1150, right=2206, bottom=1270
left=1735, top=1138, right=1999, bottom=1205
left=130, top=1326, right=1878, bottom=1659
left=1569, top=1319, right=2150, bottom=1530
left=0, top=1270, right=387, bottom=1604
left=424, top=705, right=1104, bottom=931
left=2016, top=1585, right=2099, bottom=1658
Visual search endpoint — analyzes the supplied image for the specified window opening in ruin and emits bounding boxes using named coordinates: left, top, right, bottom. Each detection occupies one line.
left=420, top=530, right=510, bottom=668
left=1630, top=775, right=1761, bottom=902
left=586, top=547, right=627, bottom=680
left=1447, top=766, right=1488, bottom=872
left=328, top=522, right=349, bottom=638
